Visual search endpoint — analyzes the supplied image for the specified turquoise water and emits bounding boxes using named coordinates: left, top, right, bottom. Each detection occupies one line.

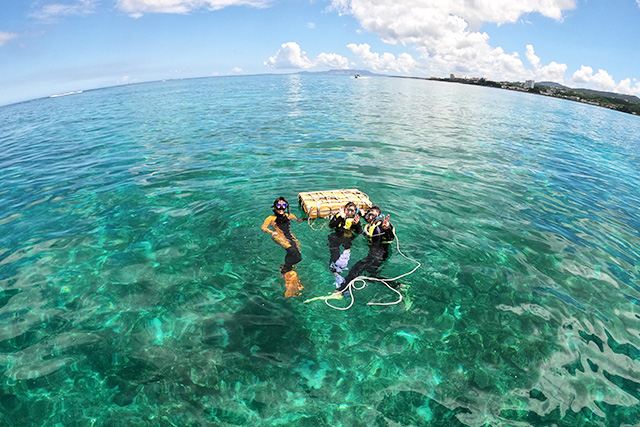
left=1, top=74, right=640, bottom=426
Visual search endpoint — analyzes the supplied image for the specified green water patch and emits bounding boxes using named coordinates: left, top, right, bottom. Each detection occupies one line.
left=1, top=75, right=640, bottom=425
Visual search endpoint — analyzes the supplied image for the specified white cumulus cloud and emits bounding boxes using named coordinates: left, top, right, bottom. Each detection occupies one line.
left=0, top=31, right=18, bottom=46
left=536, top=61, right=568, bottom=83
left=571, top=65, right=594, bottom=83
left=525, top=44, right=567, bottom=83
left=525, top=45, right=541, bottom=69
left=117, top=0, right=271, bottom=18
left=330, top=0, right=577, bottom=81
left=616, top=78, right=640, bottom=97
left=264, top=42, right=314, bottom=69
left=264, top=42, right=349, bottom=70
left=316, top=52, right=350, bottom=69
left=572, top=65, right=616, bottom=90
left=331, top=0, right=576, bottom=32
left=347, top=43, right=416, bottom=73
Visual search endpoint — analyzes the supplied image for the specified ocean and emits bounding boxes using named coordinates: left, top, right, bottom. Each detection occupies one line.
left=1, top=74, right=640, bottom=426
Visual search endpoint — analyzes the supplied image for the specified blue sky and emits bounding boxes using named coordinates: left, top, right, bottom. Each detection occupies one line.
left=1, top=0, right=639, bottom=106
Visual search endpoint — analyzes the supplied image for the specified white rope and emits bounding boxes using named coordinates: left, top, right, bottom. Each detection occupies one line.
left=321, top=227, right=421, bottom=310
left=307, top=218, right=319, bottom=231
left=306, top=217, right=329, bottom=232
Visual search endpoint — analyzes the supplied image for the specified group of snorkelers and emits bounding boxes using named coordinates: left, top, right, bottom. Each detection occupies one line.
left=261, top=196, right=394, bottom=298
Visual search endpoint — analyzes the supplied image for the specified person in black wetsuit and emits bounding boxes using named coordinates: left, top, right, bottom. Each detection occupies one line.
left=261, top=197, right=304, bottom=297
left=335, top=205, right=394, bottom=295
left=328, top=202, right=362, bottom=269
left=328, top=202, right=362, bottom=289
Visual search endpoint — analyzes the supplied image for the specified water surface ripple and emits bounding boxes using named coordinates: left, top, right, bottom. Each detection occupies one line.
left=1, top=75, right=640, bottom=426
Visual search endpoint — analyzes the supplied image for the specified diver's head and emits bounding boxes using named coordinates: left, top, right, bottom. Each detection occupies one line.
left=344, top=202, right=358, bottom=218
left=273, top=197, right=289, bottom=215
left=364, top=205, right=382, bottom=224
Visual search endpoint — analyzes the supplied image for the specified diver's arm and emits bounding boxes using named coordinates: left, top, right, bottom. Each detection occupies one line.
left=286, top=213, right=309, bottom=223
left=261, top=216, right=276, bottom=235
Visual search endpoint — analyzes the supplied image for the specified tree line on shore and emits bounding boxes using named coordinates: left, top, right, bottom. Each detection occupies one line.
left=427, top=76, right=640, bottom=116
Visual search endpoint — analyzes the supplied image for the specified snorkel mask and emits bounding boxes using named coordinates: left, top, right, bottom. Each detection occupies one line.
left=273, top=198, right=290, bottom=214
left=364, top=209, right=382, bottom=223
left=344, top=203, right=359, bottom=218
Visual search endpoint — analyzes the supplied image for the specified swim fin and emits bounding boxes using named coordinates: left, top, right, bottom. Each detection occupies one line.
left=283, top=270, right=303, bottom=298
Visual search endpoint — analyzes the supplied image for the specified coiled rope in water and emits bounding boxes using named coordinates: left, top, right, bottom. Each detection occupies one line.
left=305, top=227, right=421, bottom=310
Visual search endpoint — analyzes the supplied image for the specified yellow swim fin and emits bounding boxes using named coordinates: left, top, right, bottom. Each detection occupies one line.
left=283, top=270, right=303, bottom=298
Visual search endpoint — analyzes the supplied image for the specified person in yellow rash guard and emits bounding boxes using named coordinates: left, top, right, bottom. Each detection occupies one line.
left=261, top=197, right=304, bottom=298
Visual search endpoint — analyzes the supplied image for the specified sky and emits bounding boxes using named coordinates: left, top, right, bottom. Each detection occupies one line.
left=1, top=0, right=639, bottom=106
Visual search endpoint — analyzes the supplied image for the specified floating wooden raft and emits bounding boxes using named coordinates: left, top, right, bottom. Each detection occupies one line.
left=298, top=189, right=372, bottom=219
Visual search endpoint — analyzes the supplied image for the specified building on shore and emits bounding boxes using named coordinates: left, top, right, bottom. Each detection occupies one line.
left=524, top=80, right=535, bottom=90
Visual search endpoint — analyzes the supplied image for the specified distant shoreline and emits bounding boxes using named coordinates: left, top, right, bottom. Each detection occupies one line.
left=391, top=75, right=640, bottom=117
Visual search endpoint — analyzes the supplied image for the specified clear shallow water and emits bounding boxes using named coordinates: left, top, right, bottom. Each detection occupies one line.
left=1, top=74, right=640, bottom=426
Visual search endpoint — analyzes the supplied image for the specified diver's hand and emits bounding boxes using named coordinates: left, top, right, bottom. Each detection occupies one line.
left=271, top=231, right=278, bottom=237
left=382, top=215, right=391, bottom=229
left=339, top=206, right=346, bottom=218
left=353, top=214, right=360, bottom=224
